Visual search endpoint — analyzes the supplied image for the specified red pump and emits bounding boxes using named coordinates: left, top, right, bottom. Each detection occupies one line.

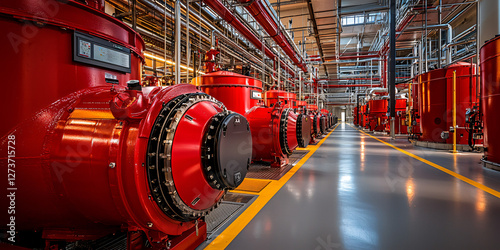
left=0, top=1, right=252, bottom=249
left=199, top=71, right=298, bottom=167
left=307, top=105, right=321, bottom=142
left=367, top=99, right=388, bottom=132
left=265, top=90, right=311, bottom=147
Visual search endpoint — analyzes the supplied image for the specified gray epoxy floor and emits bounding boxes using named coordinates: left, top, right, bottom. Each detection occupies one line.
left=227, top=123, right=500, bottom=250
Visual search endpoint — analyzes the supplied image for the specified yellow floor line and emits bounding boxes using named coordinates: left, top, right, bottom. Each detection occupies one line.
left=350, top=124, right=500, bottom=198
left=204, top=124, right=339, bottom=250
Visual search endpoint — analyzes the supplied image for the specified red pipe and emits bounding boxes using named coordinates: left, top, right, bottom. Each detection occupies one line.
left=203, top=0, right=296, bottom=77
left=238, top=0, right=308, bottom=73
left=324, top=84, right=383, bottom=88
left=318, top=77, right=407, bottom=81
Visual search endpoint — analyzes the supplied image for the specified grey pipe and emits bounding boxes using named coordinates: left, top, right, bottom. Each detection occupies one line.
left=175, top=0, right=181, bottom=84
left=403, top=24, right=453, bottom=64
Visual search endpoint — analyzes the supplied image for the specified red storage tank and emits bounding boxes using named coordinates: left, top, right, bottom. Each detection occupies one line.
left=419, top=67, right=448, bottom=142
left=0, top=1, right=252, bottom=249
left=445, top=63, right=479, bottom=145
left=367, top=99, right=388, bottom=132
left=200, top=72, right=298, bottom=167
left=481, top=36, right=500, bottom=169
left=418, top=63, right=479, bottom=146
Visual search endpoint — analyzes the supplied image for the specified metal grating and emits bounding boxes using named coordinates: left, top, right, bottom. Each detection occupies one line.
left=246, top=150, right=310, bottom=180
left=205, top=202, right=244, bottom=233
left=246, top=163, right=294, bottom=180
left=288, top=150, right=310, bottom=165
left=205, top=193, right=255, bottom=235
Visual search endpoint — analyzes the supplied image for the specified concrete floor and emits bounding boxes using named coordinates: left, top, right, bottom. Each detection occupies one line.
left=227, top=123, right=500, bottom=250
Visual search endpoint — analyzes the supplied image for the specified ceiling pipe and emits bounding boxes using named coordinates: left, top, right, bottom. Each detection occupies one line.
left=238, top=0, right=308, bottom=73
left=203, top=0, right=296, bottom=77
left=401, top=24, right=453, bottom=64
left=324, top=84, right=383, bottom=88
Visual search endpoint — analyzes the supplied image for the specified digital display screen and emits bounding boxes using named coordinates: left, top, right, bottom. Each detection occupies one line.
left=74, top=32, right=131, bottom=73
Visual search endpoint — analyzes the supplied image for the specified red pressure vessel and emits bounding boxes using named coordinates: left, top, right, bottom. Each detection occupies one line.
left=367, top=99, right=388, bottom=132
left=0, top=2, right=252, bottom=249
left=200, top=72, right=298, bottom=167
left=419, top=68, right=448, bottom=142
left=481, top=36, right=500, bottom=168
left=445, top=63, right=479, bottom=145
left=418, top=63, right=478, bottom=144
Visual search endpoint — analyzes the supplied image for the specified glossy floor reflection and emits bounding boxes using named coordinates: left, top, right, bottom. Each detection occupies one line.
left=227, top=123, right=500, bottom=250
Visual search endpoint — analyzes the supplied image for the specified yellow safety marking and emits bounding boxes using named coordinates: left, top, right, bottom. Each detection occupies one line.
left=204, top=124, right=339, bottom=249
left=350, top=124, right=500, bottom=198
left=69, top=109, right=115, bottom=119
left=232, top=178, right=272, bottom=193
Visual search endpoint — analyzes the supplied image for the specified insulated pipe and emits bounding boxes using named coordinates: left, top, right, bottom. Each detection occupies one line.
left=238, top=0, right=307, bottom=73
left=203, top=0, right=296, bottom=77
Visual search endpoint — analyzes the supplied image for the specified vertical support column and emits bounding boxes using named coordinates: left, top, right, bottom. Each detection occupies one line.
left=186, top=1, right=190, bottom=84
left=389, top=0, right=396, bottom=139
left=299, top=71, right=302, bottom=101
left=437, top=0, right=442, bottom=68
left=175, top=0, right=181, bottom=85
left=132, top=0, right=137, bottom=30
left=453, top=70, right=457, bottom=153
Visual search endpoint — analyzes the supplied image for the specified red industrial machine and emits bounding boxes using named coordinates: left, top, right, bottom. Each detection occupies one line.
left=0, top=1, right=252, bottom=249
left=480, top=36, right=500, bottom=169
left=265, top=90, right=297, bottom=108
left=204, top=48, right=221, bottom=73
left=307, top=105, right=322, bottom=142
left=417, top=63, right=480, bottom=148
left=385, top=99, right=408, bottom=134
left=366, top=99, right=388, bottom=132
left=408, top=77, right=422, bottom=138
left=199, top=71, right=298, bottom=167
left=353, top=107, right=359, bottom=126
left=320, top=109, right=329, bottom=133
left=359, top=105, right=367, bottom=129
left=265, top=90, right=311, bottom=147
